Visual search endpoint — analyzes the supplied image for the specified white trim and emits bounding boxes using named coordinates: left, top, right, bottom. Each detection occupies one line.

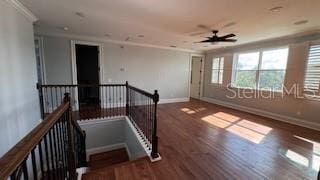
left=158, top=98, right=189, bottom=104
left=34, top=36, right=47, bottom=84
left=124, top=117, right=162, bottom=162
left=70, top=40, right=104, bottom=110
left=189, top=54, right=205, bottom=99
left=76, top=167, right=89, bottom=180
left=86, top=143, right=131, bottom=161
left=78, top=116, right=125, bottom=125
left=124, top=117, right=151, bottom=155
left=188, top=54, right=192, bottom=99
left=36, top=31, right=203, bottom=53
left=6, top=0, right=38, bottom=22
left=201, top=97, right=320, bottom=131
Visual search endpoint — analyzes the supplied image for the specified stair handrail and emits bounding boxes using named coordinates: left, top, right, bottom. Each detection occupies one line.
left=0, top=101, right=70, bottom=179
left=0, top=93, right=85, bottom=179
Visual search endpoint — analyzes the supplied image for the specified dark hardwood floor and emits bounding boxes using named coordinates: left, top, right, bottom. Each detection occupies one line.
left=83, top=99, right=320, bottom=180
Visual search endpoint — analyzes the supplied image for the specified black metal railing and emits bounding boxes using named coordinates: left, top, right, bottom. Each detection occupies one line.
left=0, top=94, right=86, bottom=180
left=127, top=83, right=159, bottom=159
left=37, top=84, right=127, bottom=120
left=37, top=82, right=160, bottom=159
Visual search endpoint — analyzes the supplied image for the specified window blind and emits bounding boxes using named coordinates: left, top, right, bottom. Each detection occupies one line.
left=304, top=45, right=320, bottom=95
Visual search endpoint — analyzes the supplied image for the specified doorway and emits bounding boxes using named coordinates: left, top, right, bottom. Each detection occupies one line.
left=190, top=56, right=203, bottom=99
left=74, top=44, right=100, bottom=108
left=34, top=36, right=46, bottom=84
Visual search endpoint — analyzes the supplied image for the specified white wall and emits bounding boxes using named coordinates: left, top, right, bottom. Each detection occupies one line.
left=0, top=0, right=40, bottom=156
left=80, top=118, right=147, bottom=160
left=203, top=34, right=320, bottom=130
left=40, top=35, right=191, bottom=101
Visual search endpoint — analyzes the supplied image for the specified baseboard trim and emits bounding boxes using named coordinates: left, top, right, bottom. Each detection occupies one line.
left=86, top=143, right=131, bottom=161
left=78, top=116, right=125, bottom=126
left=201, top=97, right=320, bottom=131
left=125, top=116, right=162, bottom=162
left=159, top=98, right=189, bottom=104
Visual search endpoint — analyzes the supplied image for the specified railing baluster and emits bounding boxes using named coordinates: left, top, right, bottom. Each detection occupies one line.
left=22, top=158, right=29, bottom=180
left=50, top=87, right=54, bottom=113
left=53, top=124, right=63, bottom=179
left=45, top=87, right=49, bottom=114
left=44, top=134, right=51, bottom=180
left=61, top=114, right=68, bottom=178
left=38, top=140, right=45, bottom=177
left=31, top=149, right=38, bottom=180
left=48, top=129, right=56, bottom=175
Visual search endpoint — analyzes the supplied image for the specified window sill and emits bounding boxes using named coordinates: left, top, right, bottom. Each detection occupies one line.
left=210, top=83, right=224, bottom=87
left=304, top=95, right=320, bottom=102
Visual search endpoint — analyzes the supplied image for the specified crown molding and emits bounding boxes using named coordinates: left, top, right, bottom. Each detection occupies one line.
left=35, top=31, right=203, bottom=54
left=205, top=30, right=320, bottom=54
left=6, top=0, right=38, bottom=22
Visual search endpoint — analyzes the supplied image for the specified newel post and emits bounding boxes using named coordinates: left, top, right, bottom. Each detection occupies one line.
left=125, top=81, right=129, bottom=116
left=64, top=92, right=76, bottom=179
left=151, top=90, right=159, bottom=159
left=63, top=93, right=71, bottom=104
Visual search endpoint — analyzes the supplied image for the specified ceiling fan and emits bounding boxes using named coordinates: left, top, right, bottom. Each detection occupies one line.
left=196, top=30, right=237, bottom=44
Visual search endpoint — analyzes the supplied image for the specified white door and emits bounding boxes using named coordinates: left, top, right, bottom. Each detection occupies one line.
left=190, top=57, right=202, bottom=99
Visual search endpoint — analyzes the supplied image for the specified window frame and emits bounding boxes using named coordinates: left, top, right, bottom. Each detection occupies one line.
left=211, top=57, right=224, bottom=85
left=232, top=46, right=289, bottom=92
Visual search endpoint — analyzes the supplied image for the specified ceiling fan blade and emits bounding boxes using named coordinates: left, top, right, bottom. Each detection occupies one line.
left=219, top=33, right=236, bottom=39
left=195, top=39, right=213, bottom=43
left=219, top=39, right=237, bottom=42
left=190, top=31, right=209, bottom=36
left=197, top=24, right=212, bottom=31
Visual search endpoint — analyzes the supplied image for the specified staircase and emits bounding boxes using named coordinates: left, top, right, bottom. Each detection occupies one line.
left=82, top=156, right=154, bottom=180
left=0, top=83, right=160, bottom=180
left=88, top=148, right=130, bottom=170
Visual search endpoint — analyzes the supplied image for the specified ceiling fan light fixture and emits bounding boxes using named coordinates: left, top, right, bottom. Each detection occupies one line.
left=75, top=12, right=85, bottom=18
left=57, top=26, right=69, bottom=31
left=270, top=6, right=283, bottom=12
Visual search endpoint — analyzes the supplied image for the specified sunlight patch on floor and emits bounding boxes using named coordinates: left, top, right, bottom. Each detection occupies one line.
left=201, top=112, right=272, bottom=144
left=294, top=135, right=320, bottom=171
left=181, top=108, right=196, bottom=114
left=237, top=120, right=272, bottom=135
left=285, top=150, right=309, bottom=167
left=226, top=125, right=266, bottom=144
left=181, top=107, right=207, bottom=114
left=213, top=112, right=240, bottom=122
left=202, top=115, right=232, bottom=128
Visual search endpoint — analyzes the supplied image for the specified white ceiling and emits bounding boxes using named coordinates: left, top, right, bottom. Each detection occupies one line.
left=21, top=0, right=320, bottom=51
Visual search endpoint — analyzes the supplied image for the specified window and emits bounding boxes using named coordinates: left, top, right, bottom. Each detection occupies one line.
left=211, top=57, right=224, bottom=84
left=233, top=47, right=289, bottom=91
left=304, top=44, right=320, bottom=97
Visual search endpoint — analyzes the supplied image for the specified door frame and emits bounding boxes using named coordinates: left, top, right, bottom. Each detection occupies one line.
left=70, top=40, right=104, bottom=110
left=34, top=36, right=47, bottom=84
left=189, top=54, right=205, bottom=99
